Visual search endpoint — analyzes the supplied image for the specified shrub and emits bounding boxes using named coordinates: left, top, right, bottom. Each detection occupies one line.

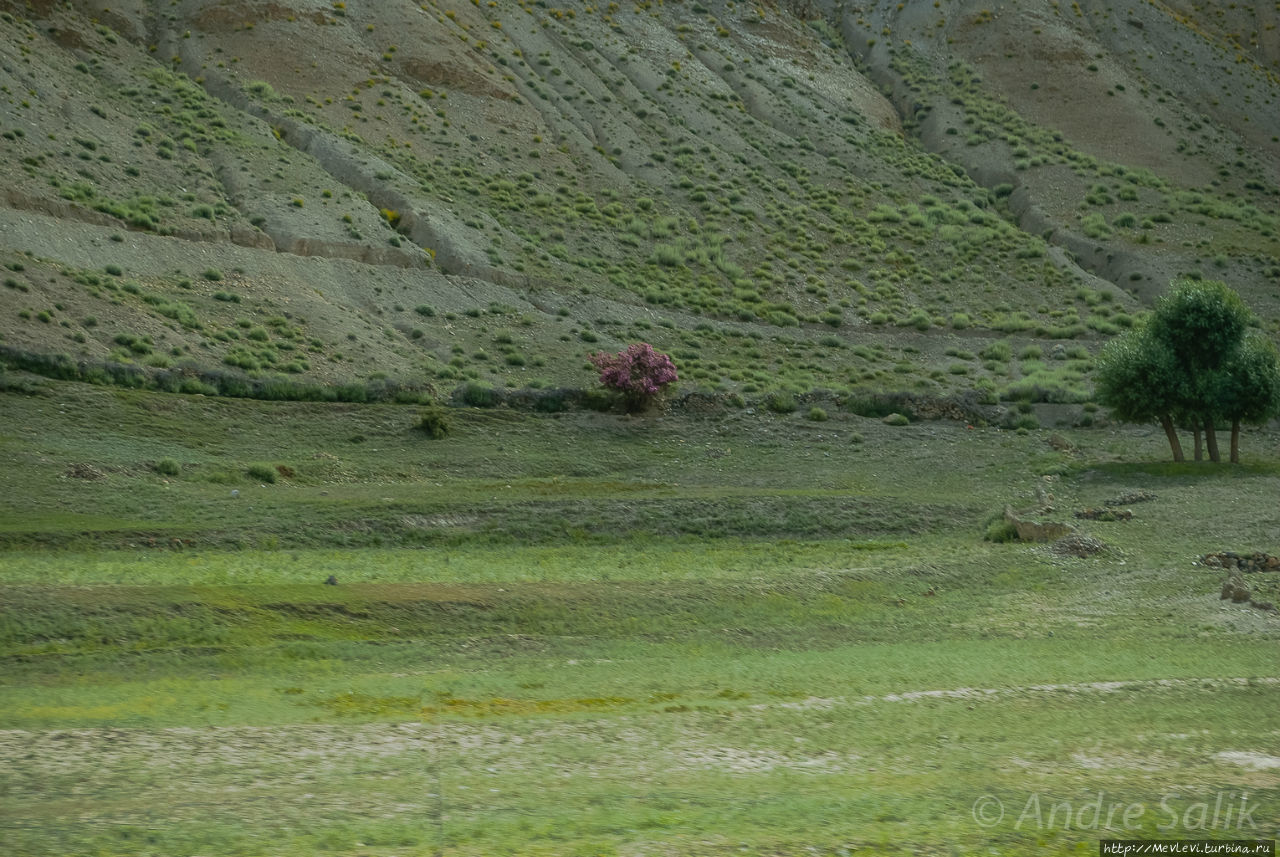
left=982, top=510, right=1019, bottom=543
left=583, top=389, right=615, bottom=412
left=905, top=309, right=931, bottom=331
left=845, top=392, right=908, bottom=419
left=1010, top=413, right=1040, bottom=430
left=154, top=457, right=181, bottom=476
left=763, top=390, right=797, bottom=414
left=807, top=406, right=828, bottom=421
left=247, top=463, right=277, bottom=483
left=981, top=341, right=1013, bottom=361
left=416, top=405, right=453, bottom=439
left=532, top=388, right=574, bottom=413
left=587, top=343, right=678, bottom=412
left=882, top=412, right=910, bottom=426
left=458, top=380, right=498, bottom=407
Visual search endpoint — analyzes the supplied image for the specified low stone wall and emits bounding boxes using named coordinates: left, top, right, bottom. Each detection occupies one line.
left=1201, top=551, right=1280, bottom=572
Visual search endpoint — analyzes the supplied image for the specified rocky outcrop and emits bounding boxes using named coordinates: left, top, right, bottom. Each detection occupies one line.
left=1202, top=551, right=1280, bottom=572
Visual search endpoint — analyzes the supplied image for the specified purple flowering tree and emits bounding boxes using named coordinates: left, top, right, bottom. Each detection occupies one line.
left=588, top=343, right=678, bottom=412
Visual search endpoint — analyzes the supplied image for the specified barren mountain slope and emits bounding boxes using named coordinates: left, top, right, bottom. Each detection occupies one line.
left=1, top=0, right=1277, bottom=403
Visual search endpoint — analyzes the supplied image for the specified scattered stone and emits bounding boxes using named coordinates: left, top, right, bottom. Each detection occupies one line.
left=324, top=575, right=338, bottom=586
left=1221, top=573, right=1251, bottom=603
left=1051, top=533, right=1108, bottom=557
left=1033, top=482, right=1055, bottom=512
left=1219, top=573, right=1279, bottom=613
left=1074, top=508, right=1132, bottom=522
left=64, top=463, right=105, bottom=480
left=1105, top=491, right=1156, bottom=506
left=674, top=391, right=724, bottom=415
left=1047, top=433, right=1075, bottom=452
left=1201, top=551, right=1280, bottom=572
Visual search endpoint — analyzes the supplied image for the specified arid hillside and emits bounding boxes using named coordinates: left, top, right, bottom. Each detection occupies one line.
left=1, top=0, right=1277, bottom=405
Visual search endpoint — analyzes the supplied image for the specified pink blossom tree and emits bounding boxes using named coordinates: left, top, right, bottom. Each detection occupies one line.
left=588, top=343, right=678, bottom=412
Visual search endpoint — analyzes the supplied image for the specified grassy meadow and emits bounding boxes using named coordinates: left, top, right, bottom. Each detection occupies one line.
left=1, top=382, right=1278, bottom=856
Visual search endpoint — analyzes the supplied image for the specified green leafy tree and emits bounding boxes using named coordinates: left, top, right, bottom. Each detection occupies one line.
left=1211, top=333, right=1280, bottom=463
left=1095, top=280, right=1279, bottom=463
left=1147, top=280, right=1253, bottom=460
left=1095, top=325, right=1186, bottom=461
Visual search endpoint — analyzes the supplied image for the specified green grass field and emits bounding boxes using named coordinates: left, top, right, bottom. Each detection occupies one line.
left=1, top=383, right=1278, bottom=855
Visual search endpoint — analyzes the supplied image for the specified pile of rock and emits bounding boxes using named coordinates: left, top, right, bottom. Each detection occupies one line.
left=1052, top=533, right=1108, bottom=557
left=1219, top=572, right=1277, bottom=614
left=1201, top=551, right=1280, bottom=572
left=64, top=463, right=105, bottom=480
left=1105, top=491, right=1156, bottom=506
left=1074, top=508, right=1133, bottom=522
left=1221, top=573, right=1252, bottom=603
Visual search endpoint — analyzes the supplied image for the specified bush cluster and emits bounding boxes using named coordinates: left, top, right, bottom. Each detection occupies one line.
left=416, top=405, right=452, bottom=439
left=0, top=346, right=435, bottom=405
left=587, top=343, right=678, bottom=412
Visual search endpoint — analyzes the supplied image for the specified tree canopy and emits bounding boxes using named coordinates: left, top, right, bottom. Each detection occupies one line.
left=1095, top=279, right=1280, bottom=462
left=588, top=343, right=678, bottom=413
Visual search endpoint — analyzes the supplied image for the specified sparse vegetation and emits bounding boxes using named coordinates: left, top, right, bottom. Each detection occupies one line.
left=1, top=3, right=1278, bottom=855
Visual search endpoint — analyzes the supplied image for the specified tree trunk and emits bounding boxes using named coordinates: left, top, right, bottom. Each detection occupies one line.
left=1204, top=418, right=1220, bottom=462
left=1230, top=419, right=1240, bottom=464
left=1160, top=415, right=1184, bottom=462
left=1193, top=426, right=1203, bottom=461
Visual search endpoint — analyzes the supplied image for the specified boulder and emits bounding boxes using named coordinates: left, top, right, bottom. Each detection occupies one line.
left=1221, top=573, right=1251, bottom=603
